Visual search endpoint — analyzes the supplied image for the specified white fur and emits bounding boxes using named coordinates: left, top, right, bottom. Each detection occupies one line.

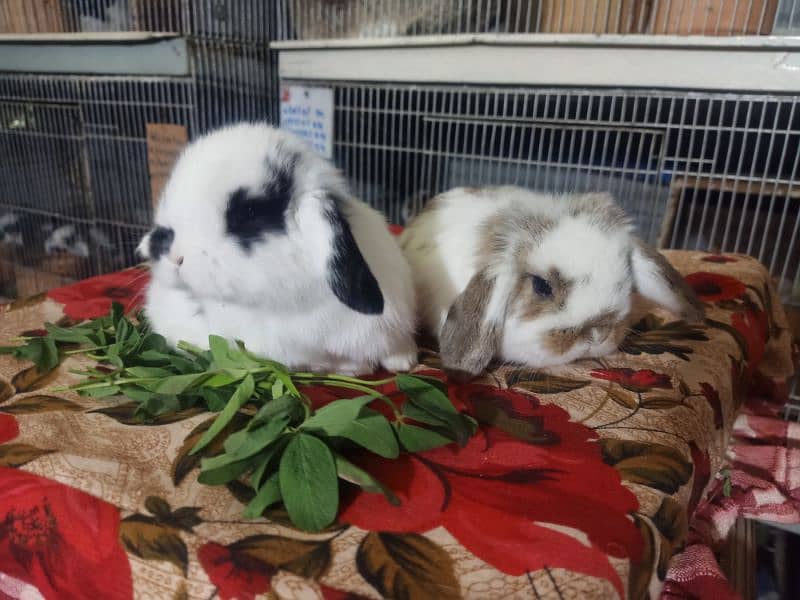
left=139, top=123, right=417, bottom=374
left=401, top=186, right=645, bottom=369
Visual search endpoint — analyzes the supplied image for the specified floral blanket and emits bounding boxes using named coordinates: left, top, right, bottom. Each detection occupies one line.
left=0, top=251, right=794, bottom=600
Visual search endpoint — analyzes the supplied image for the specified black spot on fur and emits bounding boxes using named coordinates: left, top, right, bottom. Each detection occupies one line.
left=326, top=199, right=384, bottom=315
left=63, top=231, right=77, bottom=248
left=225, top=159, right=295, bottom=250
left=149, top=226, right=174, bottom=260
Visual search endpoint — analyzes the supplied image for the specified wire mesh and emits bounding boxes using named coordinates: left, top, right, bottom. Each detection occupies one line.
left=186, top=1, right=280, bottom=134
left=281, top=82, right=800, bottom=307
left=0, top=1, right=793, bottom=37
left=277, top=0, right=797, bottom=39
left=0, top=1, right=280, bottom=298
left=0, top=1, right=282, bottom=134
left=0, top=75, right=196, bottom=298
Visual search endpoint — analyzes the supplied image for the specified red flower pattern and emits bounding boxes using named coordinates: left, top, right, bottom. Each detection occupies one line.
left=197, top=542, right=274, bottom=600
left=47, top=267, right=149, bottom=320
left=0, top=414, right=18, bottom=444
left=590, top=368, right=672, bottom=393
left=197, top=541, right=369, bottom=600
left=0, top=468, right=132, bottom=600
left=336, top=385, right=643, bottom=596
left=684, top=272, right=746, bottom=302
left=10, top=258, right=775, bottom=598
left=699, top=383, right=723, bottom=429
left=688, top=442, right=712, bottom=518
left=731, top=307, right=768, bottom=370
left=321, top=584, right=371, bottom=599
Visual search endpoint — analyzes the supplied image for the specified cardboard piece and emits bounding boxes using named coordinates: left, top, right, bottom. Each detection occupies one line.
left=280, top=85, right=335, bottom=159
left=146, top=123, right=188, bottom=208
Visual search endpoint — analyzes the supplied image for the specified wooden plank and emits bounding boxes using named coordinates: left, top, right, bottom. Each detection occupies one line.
left=719, top=518, right=757, bottom=600
left=673, top=175, right=800, bottom=198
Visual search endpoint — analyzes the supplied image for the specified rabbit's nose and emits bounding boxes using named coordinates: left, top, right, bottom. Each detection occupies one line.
left=591, top=327, right=611, bottom=344
left=176, top=256, right=184, bottom=266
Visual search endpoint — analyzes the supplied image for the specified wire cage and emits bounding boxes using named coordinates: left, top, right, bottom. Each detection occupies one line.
left=0, top=76, right=190, bottom=296
left=277, top=0, right=800, bottom=39
left=0, top=0, right=279, bottom=299
left=281, top=82, right=800, bottom=303
left=274, top=0, right=800, bottom=404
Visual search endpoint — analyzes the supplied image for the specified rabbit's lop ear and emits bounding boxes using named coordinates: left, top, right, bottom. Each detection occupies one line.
left=325, top=201, right=384, bottom=315
left=631, top=240, right=704, bottom=322
left=440, top=270, right=500, bottom=380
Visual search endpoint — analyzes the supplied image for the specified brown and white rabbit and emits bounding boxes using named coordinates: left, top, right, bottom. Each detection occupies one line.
left=400, top=186, right=704, bottom=378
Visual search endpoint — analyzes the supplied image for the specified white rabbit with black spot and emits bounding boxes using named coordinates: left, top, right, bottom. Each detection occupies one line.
left=138, top=123, right=418, bottom=375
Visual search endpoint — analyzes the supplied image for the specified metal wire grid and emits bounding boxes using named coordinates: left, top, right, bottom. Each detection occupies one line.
left=0, top=75, right=195, bottom=297
left=58, top=0, right=183, bottom=33
left=2, top=1, right=274, bottom=37
left=301, top=80, right=800, bottom=404
left=2, top=1, right=793, bottom=37
left=192, top=39, right=278, bottom=134
left=185, top=1, right=280, bottom=134
left=0, top=1, right=281, bottom=297
left=2, top=0, right=280, bottom=40
left=0, top=2, right=281, bottom=132
left=284, top=82, right=800, bottom=304
left=278, top=0, right=797, bottom=39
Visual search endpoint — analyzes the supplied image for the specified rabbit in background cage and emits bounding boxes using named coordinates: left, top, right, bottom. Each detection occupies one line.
left=0, top=211, right=52, bottom=258
left=400, top=186, right=705, bottom=379
left=291, top=0, right=536, bottom=39
left=137, top=122, right=418, bottom=375
left=0, top=213, right=119, bottom=268
left=44, top=223, right=128, bottom=273
left=0, top=212, right=24, bottom=247
left=74, top=0, right=133, bottom=31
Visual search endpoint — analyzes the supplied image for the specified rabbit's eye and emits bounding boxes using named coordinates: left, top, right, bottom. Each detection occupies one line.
left=532, top=275, right=553, bottom=298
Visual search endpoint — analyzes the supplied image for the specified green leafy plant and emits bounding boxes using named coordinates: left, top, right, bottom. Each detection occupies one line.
left=0, top=304, right=476, bottom=531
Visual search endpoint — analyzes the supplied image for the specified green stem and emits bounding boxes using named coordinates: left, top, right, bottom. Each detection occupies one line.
left=63, top=344, right=113, bottom=355
left=298, top=378, right=402, bottom=420
left=293, top=372, right=395, bottom=387
left=70, top=377, right=158, bottom=391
